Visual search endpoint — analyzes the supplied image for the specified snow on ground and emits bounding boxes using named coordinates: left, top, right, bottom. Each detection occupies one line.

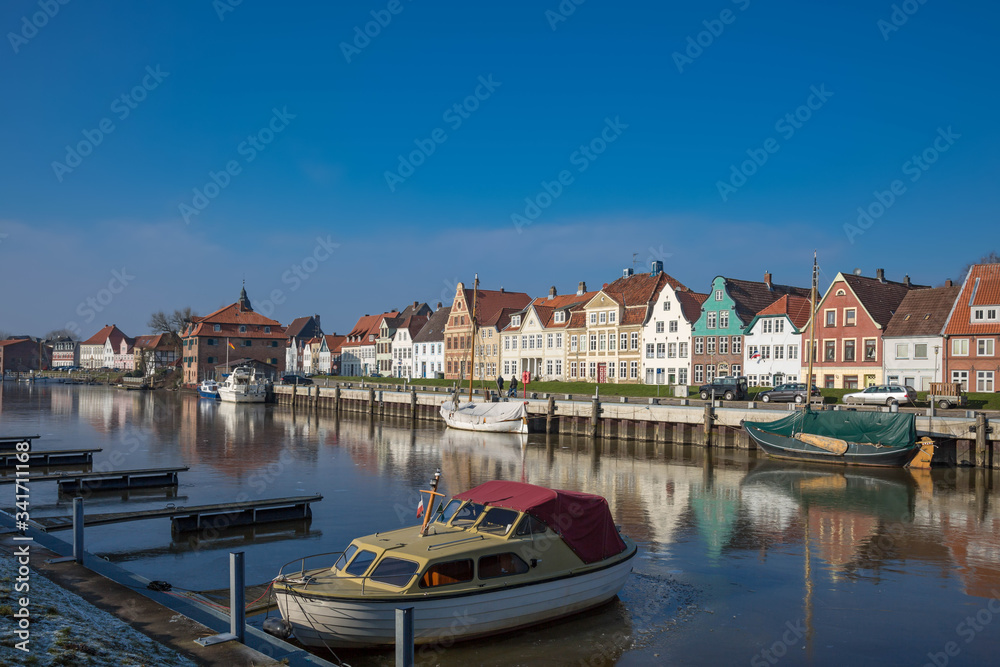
left=0, top=550, right=197, bottom=667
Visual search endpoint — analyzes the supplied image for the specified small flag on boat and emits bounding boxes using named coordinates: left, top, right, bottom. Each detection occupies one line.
left=416, top=498, right=425, bottom=518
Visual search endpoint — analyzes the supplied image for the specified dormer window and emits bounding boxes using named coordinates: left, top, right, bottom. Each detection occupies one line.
left=214, top=324, right=221, bottom=332
left=553, top=311, right=565, bottom=324
left=264, top=326, right=271, bottom=334
left=239, top=325, right=247, bottom=333
left=972, top=308, right=999, bottom=323
left=511, top=315, right=521, bottom=327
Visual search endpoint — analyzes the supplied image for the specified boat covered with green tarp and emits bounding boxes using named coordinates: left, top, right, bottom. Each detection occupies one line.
left=743, top=410, right=920, bottom=467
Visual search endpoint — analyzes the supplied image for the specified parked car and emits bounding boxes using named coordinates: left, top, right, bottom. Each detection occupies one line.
left=758, top=383, right=821, bottom=404
left=280, top=374, right=313, bottom=385
left=368, top=372, right=382, bottom=378
left=698, top=376, right=749, bottom=401
left=842, top=384, right=917, bottom=406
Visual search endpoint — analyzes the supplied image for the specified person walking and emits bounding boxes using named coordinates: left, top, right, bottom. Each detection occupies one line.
left=508, top=374, right=518, bottom=398
left=495, top=375, right=505, bottom=401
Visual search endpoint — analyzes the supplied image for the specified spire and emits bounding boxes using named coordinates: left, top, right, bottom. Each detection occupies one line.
left=238, top=280, right=253, bottom=312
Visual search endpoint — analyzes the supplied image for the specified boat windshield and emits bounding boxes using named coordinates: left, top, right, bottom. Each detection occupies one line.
left=332, top=544, right=358, bottom=572
left=436, top=499, right=463, bottom=524
left=476, top=507, right=519, bottom=535
left=449, top=502, right=485, bottom=527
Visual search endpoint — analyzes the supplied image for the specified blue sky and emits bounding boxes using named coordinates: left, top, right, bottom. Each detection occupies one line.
left=1, top=0, right=997, bottom=338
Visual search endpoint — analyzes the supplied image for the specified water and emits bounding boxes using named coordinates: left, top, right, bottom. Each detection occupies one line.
left=2, top=382, right=999, bottom=665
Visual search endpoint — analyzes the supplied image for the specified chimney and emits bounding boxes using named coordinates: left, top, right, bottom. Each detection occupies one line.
left=500, top=287, right=505, bottom=293
left=945, top=279, right=953, bottom=287
left=437, top=301, right=443, bottom=309
left=623, top=267, right=634, bottom=278
left=577, top=281, right=586, bottom=295
left=876, top=268, right=885, bottom=283
left=651, top=260, right=663, bottom=276
left=904, top=275, right=911, bottom=287
left=548, top=286, right=557, bottom=300
left=764, top=271, right=772, bottom=289
left=413, top=301, right=418, bottom=309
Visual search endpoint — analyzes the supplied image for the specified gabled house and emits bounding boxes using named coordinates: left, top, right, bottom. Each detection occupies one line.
left=691, top=272, right=810, bottom=385
left=391, top=311, right=430, bottom=378
left=378, top=302, right=432, bottom=377
left=412, top=306, right=450, bottom=379
left=109, top=335, right=135, bottom=370
left=942, top=263, right=1000, bottom=392
left=284, top=315, right=323, bottom=374
left=50, top=336, right=79, bottom=368
left=882, top=284, right=960, bottom=390
left=807, top=269, right=928, bottom=389
left=317, top=334, right=345, bottom=376
left=80, top=324, right=130, bottom=369
left=341, top=312, right=397, bottom=377
left=443, top=284, right=531, bottom=380
left=502, top=283, right=596, bottom=382
left=133, top=333, right=180, bottom=375
left=642, top=286, right=707, bottom=386
left=180, top=285, right=286, bottom=384
left=742, top=294, right=811, bottom=387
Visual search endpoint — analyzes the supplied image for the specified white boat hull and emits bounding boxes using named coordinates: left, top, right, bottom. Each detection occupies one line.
left=218, top=388, right=266, bottom=403
left=275, top=553, right=634, bottom=648
left=439, top=402, right=529, bottom=434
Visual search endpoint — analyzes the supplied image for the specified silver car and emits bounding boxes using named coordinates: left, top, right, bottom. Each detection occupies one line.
left=842, top=384, right=917, bottom=406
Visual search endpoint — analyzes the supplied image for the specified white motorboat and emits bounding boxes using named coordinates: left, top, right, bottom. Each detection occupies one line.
left=270, top=478, right=636, bottom=648
left=198, top=379, right=220, bottom=400
left=217, top=366, right=268, bottom=403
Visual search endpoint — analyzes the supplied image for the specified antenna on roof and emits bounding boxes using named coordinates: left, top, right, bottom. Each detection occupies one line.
left=632, top=252, right=640, bottom=270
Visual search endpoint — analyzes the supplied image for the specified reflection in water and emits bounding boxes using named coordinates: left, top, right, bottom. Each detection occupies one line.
left=3, top=382, right=1000, bottom=665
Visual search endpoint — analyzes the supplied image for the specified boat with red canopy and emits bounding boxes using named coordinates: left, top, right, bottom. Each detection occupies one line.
left=271, top=479, right=637, bottom=648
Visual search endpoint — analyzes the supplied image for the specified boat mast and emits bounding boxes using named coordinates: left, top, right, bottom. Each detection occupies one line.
left=805, top=251, right=817, bottom=412
left=467, top=274, right=479, bottom=402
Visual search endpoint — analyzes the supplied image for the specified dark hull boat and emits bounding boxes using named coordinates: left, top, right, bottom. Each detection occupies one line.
left=743, top=411, right=921, bottom=468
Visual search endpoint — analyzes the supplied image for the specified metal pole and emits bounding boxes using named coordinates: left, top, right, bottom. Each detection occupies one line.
left=395, top=607, right=414, bottom=667
left=231, top=552, right=245, bottom=642
left=73, top=497, right=84, bottom=564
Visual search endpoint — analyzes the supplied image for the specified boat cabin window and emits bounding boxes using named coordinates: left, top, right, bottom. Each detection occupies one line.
left=436, top=499, right=464, bottom=524
left=514, top=514, right=549, bottom=536
left=368, top=557, right=419, bottom=587
left=478, top=553, right=529, bottom=579
left=419, top=559, right=474, bottom=588
left=450, top=502, right=485, bottom=527
left=344, top=549, right=377, bottom=576
left=476, top=508, right=519, bottom=535
left=333, top=544, right=358, bottom=572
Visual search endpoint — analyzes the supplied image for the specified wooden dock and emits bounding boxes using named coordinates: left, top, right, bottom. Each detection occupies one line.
left=0, top=434, right=39, bottom=446
left=30, top=494, right=323, bottom=533
left=0, top=448, right=101, bottom=468
left=0, top=466, right=188, bottom=492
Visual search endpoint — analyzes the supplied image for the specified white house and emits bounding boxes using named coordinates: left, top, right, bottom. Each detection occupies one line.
left=501, top=285, right=594, bottom=381
left=881, top=285, right=959, bottom=390
left=80, top=324, right=129, bottom=369
left=412, top=307, right=449, bottom=379
left=641, top=286, right=706, bottom=386
left=742, top=295, right=811, bottom=387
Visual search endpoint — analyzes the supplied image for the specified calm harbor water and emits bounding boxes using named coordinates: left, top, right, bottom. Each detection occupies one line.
left=2, top=382, right=999, bottom=666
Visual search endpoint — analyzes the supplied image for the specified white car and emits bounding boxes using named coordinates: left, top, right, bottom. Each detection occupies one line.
left=842, top=384, right=917, bottom=406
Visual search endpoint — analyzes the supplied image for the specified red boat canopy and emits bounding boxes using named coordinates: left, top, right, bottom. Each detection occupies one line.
left=453, top=481, right=626, bottom=564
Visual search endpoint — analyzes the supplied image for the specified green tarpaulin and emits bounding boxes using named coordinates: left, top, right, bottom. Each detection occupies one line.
left=744, top=411, right=916, bottom=448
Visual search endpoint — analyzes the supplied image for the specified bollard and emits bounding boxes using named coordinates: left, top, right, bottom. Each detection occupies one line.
left=703, top=403, right=714, bottom=447
left=72, top=497, right=84, bottom=564
left=194, top=551, right=245, bottom=646
left=975, top=412, right=989, bottom=468
left=395, top=607, right=414, bottom=667
left=369, top=388, right=376, bottom=415
left=591, top=397, right=600, bottom=438
left=547, top=395, right=556, bottom=434
left=334, top=385, right=341, bottom=414
left=410, top=389, right=417, bottom=421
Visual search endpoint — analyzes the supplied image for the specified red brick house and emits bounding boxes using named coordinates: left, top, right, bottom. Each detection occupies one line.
left=180, top=286, right=286, bottom=384
left=942, top=263, right=1000, bottom=392
left=805, top=269, right=927, bottom=389
left=0, top=339, right=45, bottom=373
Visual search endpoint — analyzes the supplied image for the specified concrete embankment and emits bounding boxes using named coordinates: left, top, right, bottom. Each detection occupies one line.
left=273, top=383, right=999, bottom=467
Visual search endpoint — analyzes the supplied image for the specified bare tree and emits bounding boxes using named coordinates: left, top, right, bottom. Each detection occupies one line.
left=44, top=328, right=76, bottom=341
left=958, top=251, right=1000, bottom=282
left=0, top=329, right=11, bottom=341
left=148, top=308, right=198, bottom=335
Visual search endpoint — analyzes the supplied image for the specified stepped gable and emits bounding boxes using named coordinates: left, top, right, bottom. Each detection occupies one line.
left=757, top=294, right=813, bottom=330
left=884, top=286, right=961, bottom=337
left=413, top=307, right=451, bottom=343
left=841, top=273, right=929, bottom=328
left=724, top=278, right=811, bottom=325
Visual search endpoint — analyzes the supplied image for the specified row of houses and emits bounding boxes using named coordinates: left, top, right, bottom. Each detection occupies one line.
left=0, top=329, right=178, bottom=375
left=19, top=262, right=999, bottom=392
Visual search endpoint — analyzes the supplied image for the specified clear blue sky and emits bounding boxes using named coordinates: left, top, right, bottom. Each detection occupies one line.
left=1, top=0, right=997, bottom=338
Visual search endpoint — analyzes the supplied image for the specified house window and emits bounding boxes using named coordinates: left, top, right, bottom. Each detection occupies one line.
left=656, top=321, right=664, bottom=333
left=646, top=344, right=655, bottom=359
left=895, top=343, right=908, bottom=359
left=599, top=312, right=607, bottom=324
left=570, top=362, right=577, bottom=378
left=631, top=332, right=639, bottom=350
left=213, top=324, right=221, bottom=332
left=679, top=342, right=688, bottom=357
left=243, top=340, right=251, bottom=347
left=666, top=343, right=675, bottom=358
left=207, top=339, right=217, bottom=346
left=864, top=339, right=877, bottom=361
left=914, top=344, right=927, bottom=359
left=511, top=316, right=520, bottom=327
left=824, top=374, right=836, bottom=389
left=590, top=335, right=597, bottom=351
left=952, top=339, right=969, bottom=356
left=599, top=333, right=607, bottom=351
left=952, top=370, right=969, bottom=391
left=589, top=313, right=597, bottom=325
left=719, top=311, right=729, bottom=329
left=694, top=365, right=704, bottom=383
left=715, top=290, right=723, bottom=301
left=570, top=335, right=577, bottom=352
left=239, top=325, right=247, bottom=333
left=774, top=319, right=784, bottom=333
left=609, top=311, right=616, bottom=323
left=706, top=312, right=717, bottom=329
left=824, top=340, right=836, bottom=362
left=762, top=320, right=773, bottom=334
left=546, top=334, right=553, bottom=349
left=522, top=335, right=528, bottom=349
left=546, top=360, right=553, bottom=376
left=620, top=333, right=628, bottom=350
left=707, top=337, right=716, bottom=355
left=774, top=345, right=784, bottom=360
left=662, top=300, right=671, bottom=311
left=271, top=341, right=279, bottom=348
left=264, top=326, right=271, bottom=334
left=844, top=309, right=856, bottom=326
left=977, top=339, right=995, bottom=356
left=554, top=311, right=565, bottom=324
left=977, top=371, right=994, bottom=392
left=630, top=361, right=638, bottom=378
left=556, top=334, right=563, bottom=348
left=678, top=368, right=688, bottom=384
left=589, top=362, right=596, bottom=378
left=504, top=338, right=510, bottom=351
left=620, top=360, right=627, bottom=378
left=731, top=364, right=741, bottom=376
left=535, top=334, right=542, bottom=349
left=555, top=360, right=562, bottom=376
left=695, top=337, right=704, bottom=355
left=608, top=363, right=615, bottom=378
left=761, top=345, right=771, bottom=360
left=669, top=321, right=678, bottom=333
left=844, top=340, right=856, bottom=362
left=825, top=310, right=836, bottom=327
left=719, top=337, right=729, bottom=355
left=706, top=364, right=716, bottom=381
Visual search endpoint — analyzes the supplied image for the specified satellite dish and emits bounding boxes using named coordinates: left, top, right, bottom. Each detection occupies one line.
left=853, top=268, right=863, bottom=275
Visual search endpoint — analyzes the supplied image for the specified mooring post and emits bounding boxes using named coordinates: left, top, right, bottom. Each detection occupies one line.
left=369, top=388, right=376, bottom=415
left=72, top=497, right=84, bottom=563
left=975, top=412, right=989, bottom=468
left=231, top=551, right=245, bottom=642
left=591, top=397, right=600, bottom=438
left=410, top=389, right=417, bottom=422
left=704, top=403, right=714, bottom=447
left=334, top=385, right=341, bottom=414
left=547, top=395, right=556, bottom=434
left=395, top=607, right=414, bottom=667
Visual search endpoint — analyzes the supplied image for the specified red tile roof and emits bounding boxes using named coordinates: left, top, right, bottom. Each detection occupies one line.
left=186, top=303, right=285, bottom=339
left=840, top=273, right=930, bottom=328
left=757, top=294, right=813, bottom=330
left=343, top=312, right=397, bottom=347
left=81, top=324, right=130, bottom=347
left=324, top=334, right=346, bottom=353
left=944, top=263, right=1000, bottom=335
left=602, top=271, right=686, bottom=328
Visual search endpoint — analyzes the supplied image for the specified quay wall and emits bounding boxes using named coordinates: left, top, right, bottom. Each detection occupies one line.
left=271, top=384, right=999, bottom=468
